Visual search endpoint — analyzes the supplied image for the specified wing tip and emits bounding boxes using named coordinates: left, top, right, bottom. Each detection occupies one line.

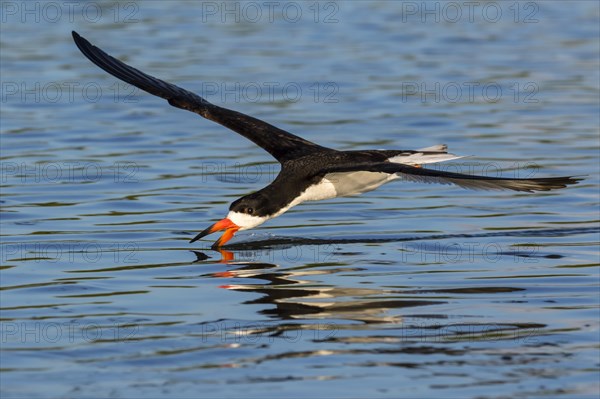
left=72, top=30, right=84, bottom=45
left=538, top=175, right=585, bottom=190
left=71, top=30, right=94, bottom=56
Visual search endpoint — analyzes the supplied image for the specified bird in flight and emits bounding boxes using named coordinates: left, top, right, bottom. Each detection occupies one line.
left=72, top=31, right=581, bottom=248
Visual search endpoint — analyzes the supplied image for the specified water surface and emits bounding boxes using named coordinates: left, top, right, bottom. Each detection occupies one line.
left=1, top=2, right=599, bottom=398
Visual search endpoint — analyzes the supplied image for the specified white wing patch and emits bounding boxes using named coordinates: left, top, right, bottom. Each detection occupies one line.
left=416, top=144, right=448, bottom=152
left=388, top=144, right=464, bottom=166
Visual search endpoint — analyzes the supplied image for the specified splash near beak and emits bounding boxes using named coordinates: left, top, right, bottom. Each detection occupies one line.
left=189, top=218, right=240, bottom=247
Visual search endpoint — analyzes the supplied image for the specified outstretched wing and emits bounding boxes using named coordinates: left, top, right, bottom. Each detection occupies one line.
left=72, top=31, right=330, bottom=163
left=322, top=162, right=581, bottom=192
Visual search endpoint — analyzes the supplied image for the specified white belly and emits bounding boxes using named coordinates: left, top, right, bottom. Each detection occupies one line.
left=274, top=177, right=337, bottom=217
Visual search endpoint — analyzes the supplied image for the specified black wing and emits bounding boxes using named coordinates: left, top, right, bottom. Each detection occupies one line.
left=323, top=162, right=581, bottom=192
left=72, top=31, right=330, bottom=163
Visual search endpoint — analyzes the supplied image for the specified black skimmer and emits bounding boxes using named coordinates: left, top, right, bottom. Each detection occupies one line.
left=72, top=31, right=581, bottom=248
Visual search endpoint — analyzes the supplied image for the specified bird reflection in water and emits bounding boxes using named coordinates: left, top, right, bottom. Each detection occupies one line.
left=189, top=248, right=547, bottom=347
left=192, top=248, right=444, bottom=325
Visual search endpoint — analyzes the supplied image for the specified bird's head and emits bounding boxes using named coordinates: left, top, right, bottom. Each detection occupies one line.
left=189, top=193, right=272, bottom=247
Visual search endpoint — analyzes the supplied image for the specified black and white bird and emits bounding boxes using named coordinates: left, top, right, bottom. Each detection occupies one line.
left=72, top=31, right=581, bottom=248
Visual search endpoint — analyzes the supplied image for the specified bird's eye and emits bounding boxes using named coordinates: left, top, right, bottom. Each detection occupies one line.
left=246, top=207, right=253, bottom=214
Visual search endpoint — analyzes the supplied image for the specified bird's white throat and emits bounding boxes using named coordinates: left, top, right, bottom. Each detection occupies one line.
left=226, top=211, right=270, bottom=231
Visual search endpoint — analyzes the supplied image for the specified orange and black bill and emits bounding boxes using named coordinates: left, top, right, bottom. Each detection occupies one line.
left=189, top=218, right=240, bottom=248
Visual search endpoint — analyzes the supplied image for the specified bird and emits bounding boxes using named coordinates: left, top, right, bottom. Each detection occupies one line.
left=72, top=31, right=581, bottom=249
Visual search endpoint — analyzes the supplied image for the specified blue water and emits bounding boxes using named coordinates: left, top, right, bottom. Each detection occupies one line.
left=1, top=2, right=599, bottom=398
